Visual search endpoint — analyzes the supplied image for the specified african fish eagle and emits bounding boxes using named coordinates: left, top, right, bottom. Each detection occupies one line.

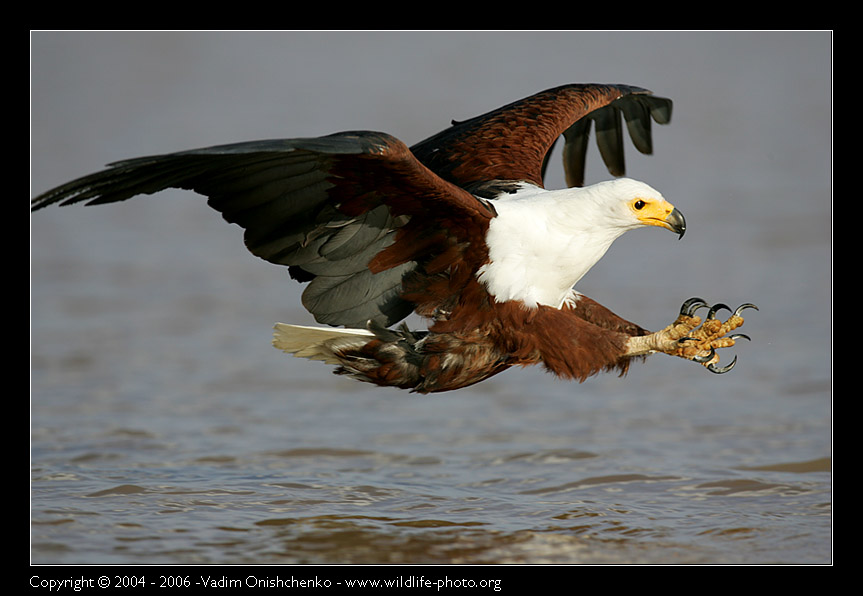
left=31, top=83, right=756, bottom=393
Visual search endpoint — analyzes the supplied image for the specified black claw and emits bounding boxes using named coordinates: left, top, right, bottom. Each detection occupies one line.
left=693, top=348, right=716, bottom=363
left=680, top=297, right=708, bottom=316
left=677, top=336, right=696, bottom=344
left=706, top=303, right=731, bottom=320
left=734, top=303, right=759, bottom=317
left=729, top=333, right=750, bottom=342
left=707, top=355, right=738, bottom=374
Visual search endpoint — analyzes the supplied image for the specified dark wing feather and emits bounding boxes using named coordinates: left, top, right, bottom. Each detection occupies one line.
left=31, top=84, right=672, bottom=330
left=31, top=132, right=492, bottom=328
left=410, top=83, right=672, bottom=189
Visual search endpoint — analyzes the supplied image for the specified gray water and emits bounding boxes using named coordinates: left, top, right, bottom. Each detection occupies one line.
left=30, top=31, right=832, bottom=565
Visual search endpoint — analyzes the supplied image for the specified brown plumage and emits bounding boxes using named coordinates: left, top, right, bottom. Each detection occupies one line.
left=33, top=83, right=752, bottom=393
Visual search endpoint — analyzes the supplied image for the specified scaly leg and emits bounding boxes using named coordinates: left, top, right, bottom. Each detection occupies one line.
left=625, top=297, right=757, bottom=373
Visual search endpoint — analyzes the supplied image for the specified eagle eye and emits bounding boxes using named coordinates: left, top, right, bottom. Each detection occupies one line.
left=634, top=199, right=646, bottom=210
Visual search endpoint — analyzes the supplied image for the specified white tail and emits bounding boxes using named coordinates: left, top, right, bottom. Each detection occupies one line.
left=272, top=323, right=374, bottom=365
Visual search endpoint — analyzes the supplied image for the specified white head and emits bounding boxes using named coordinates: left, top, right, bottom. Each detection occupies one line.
left=557, top=178, right=685, bottom=239
left=477, top=178, right=685, bottom=308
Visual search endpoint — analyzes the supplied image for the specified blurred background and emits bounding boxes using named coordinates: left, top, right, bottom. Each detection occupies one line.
left=30, top=31, right=831, bottom=565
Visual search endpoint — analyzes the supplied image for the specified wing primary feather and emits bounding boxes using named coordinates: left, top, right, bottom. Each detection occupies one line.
left=592, top=105, right=626, bottom=177
left=561, top=119, right=592, bottom=188
left=618, top=99, right=653, bottom=155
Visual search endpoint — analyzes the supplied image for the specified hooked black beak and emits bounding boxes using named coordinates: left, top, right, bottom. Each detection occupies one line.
left=667, top=207, right=686, bottom=239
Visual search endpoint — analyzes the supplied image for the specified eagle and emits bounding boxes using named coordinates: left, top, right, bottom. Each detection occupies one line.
left=31, top=83, right=755, bottom=393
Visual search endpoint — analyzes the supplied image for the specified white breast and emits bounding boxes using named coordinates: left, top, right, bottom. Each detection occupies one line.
left=475, top=183, right=629, bottom=309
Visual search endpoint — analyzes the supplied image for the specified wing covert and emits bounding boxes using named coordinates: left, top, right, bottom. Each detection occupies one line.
left=32, top=132, right=491, bottom=328
left=409, top=83, right=672, bottom=189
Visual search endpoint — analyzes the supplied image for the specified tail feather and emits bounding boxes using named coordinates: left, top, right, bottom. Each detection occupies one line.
left=272, top=323, right=373, bottom=365
left=272, top=321, right=504, bottom=393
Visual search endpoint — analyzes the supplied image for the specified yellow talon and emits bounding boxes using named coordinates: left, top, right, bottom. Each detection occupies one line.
left=664, top=299, right=757, bottom=373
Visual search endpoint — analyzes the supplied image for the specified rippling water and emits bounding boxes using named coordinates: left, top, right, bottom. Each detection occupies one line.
left=31, top=32, right=832, bottom=566
left=31, top=357, right=831, bottom=565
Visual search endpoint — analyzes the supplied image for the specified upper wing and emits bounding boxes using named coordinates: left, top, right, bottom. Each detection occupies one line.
left=32, top=84, right=673, bottom=329
left=31, top=132, right=494, bottom=328
left=409, top=83, right=672, bottom=189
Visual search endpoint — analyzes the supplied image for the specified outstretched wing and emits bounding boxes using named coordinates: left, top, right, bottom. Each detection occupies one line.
left=31, top=132, right=494, bottom=328
left=31, top=84, right=672, bottom=330
left=410, top=83, right=672, bottom=190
